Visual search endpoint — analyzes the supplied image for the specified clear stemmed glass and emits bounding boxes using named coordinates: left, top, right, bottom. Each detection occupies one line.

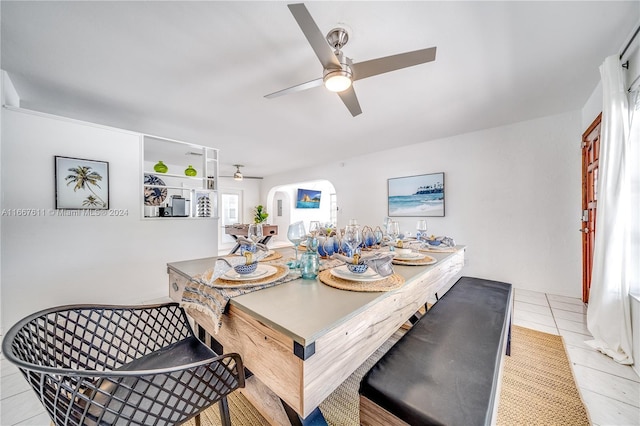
left=309, top=221, right=321, bottom=237
left=247, top=223, right=263, bottom=245
left=386, top=220, right=400, bottom=246
left=287, top=221, right=306, bottom=267
left=343, top=224, right=362, bottom=262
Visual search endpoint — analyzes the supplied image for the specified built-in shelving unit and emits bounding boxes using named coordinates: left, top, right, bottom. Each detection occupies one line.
left=142, top=135, right=219, bottom=219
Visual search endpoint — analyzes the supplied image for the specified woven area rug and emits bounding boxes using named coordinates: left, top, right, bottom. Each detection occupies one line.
left=187, top=325, right=589, bottom=425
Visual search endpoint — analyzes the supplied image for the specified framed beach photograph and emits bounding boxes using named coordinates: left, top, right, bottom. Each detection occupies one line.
left=55, top=156, right=109, bottom=209
left=296, top=188, right=321, bottom=209
left=388, top=172, right=445, bottom=217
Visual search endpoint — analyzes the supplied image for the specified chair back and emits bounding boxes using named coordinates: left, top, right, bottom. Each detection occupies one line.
left=3, top=303, right=244, bottom=426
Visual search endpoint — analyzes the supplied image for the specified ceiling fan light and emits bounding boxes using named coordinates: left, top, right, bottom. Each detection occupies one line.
left=233, top=164, right=244, bottom=181
left=323, top=71, right=352, bottom=92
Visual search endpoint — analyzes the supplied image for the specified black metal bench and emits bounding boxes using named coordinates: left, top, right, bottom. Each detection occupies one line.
left=359, top=276, right=513, bottom=426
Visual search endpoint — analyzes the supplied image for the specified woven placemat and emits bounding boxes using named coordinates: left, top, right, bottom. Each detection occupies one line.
left=318, top=269, right=405, bottom=292
left=417, top=246, right=457, bottom=253
left=260, top=251, right=282, bottom=262
left=392, top=254, right=437, bottom=266
left=209, top=264, right=289, bottom=288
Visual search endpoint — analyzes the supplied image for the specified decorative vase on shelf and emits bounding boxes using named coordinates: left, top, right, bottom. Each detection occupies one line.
left=153, top=161, right=168, bottom=173
left=185, top=165, right=197, bottom=177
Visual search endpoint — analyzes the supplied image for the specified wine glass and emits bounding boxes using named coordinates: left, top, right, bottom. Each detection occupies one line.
left=386, top=220, right=400, bottom=246
left=287, top=221, right=306, bottom=267
left=416, top=219, right=427, bottom=242
left=309, top=221, right=321, bottom=237
left=343, top=224, right=362, bottom=262
left=247, top=223, right=263, bottom=245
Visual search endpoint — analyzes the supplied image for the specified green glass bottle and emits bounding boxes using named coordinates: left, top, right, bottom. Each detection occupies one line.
left=185, top=165, right=197, bottom=177
left=153, top=161, right=168, bottom=173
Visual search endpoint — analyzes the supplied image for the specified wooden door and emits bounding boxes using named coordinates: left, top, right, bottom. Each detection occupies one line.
left=581, top=113, right=601, bottom=303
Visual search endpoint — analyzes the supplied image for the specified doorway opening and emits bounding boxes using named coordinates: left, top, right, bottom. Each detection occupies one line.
left=266, top=180, right=337, bottom=246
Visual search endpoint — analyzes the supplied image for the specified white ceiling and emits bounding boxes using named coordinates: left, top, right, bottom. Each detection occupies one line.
left=2, top=1, right=638, bottom=177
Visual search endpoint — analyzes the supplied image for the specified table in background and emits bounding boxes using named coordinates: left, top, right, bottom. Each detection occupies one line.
left=168, top=246, right=465, bottom=425
left=224, top=224, right=278, bottom=254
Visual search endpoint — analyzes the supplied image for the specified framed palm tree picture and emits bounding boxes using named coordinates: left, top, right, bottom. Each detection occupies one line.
left=55, top=156, right=109, bottom=209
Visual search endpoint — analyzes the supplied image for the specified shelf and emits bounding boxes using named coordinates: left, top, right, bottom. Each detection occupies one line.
left=144, top=171, right=213, bottom=181
left=142, top=135, right=219, bottom=220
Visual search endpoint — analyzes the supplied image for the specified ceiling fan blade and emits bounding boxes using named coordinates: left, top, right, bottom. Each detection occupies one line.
left=337, top=86, right=362, bottom=117
left=264, top=77, right=323, bottom=99
left=288, top=3, right=341, bottom=70
left=352, top=46, right=437, bottom=81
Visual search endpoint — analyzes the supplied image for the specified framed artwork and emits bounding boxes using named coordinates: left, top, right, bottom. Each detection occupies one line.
left=55, top=156, right=109, bottom=209
left=296, top=188, right=321, bottom=209
left=388, top=172, right=445, bottom=217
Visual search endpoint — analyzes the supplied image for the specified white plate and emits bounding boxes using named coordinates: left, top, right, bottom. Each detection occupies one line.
left=393, top=252, right=426, bottom=260
left=330, top=265, right=384, bottom=282
left=223, top=264, right=277, bottom=281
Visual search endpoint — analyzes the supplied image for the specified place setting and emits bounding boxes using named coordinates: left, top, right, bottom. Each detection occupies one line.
left=391, top=247, right=437, bottom=266
left=318, top=224, right=406, bottom=292
left=201, top=236, right=290, bottom=288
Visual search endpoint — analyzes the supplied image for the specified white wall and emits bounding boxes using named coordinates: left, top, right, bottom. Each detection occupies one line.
left=263, top=111, right=583, bottom=297
left=1, top=108, right=219, bottom=329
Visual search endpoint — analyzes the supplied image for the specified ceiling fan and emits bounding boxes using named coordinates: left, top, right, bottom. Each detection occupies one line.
left=264, top=3, right=437, bottom=117
left=220, top=165, right=263, bottom=181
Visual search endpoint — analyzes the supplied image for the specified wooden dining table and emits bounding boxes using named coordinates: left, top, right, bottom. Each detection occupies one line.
left=167, top=246, right=465, bottom=425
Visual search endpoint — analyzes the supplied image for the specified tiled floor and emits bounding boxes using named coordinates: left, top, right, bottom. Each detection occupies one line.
left=514, top=289, right=640, bottom=426
left=1, top=289, right=639, bottom=425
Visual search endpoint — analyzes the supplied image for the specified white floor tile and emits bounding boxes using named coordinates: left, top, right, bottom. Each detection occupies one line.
left=573, top=364, right=640, bottom=408
left=513, top=318, right=559, bottom=335
left=514, top=290, right=548, bottom=306
left=0, top=372, right=31, bottom=399
left=546, top=293, right=585, bottom=306
left=555, top=317, right=592, bottom=336
left=558, top=329, right=594, bottom=350
left=566, top=345, right=640, bottom=382
left=14, top=411, right=51, bottom=425
left=514, top=300, right=552, bottom=316
left=513, top=309, right=556, bottom=327
left=552, top=308, right=587, bottom=323
left=580, top=388, right=640, bottom=426
left=0, top=391, right=45, bottom=426
left=549, top=299, right=588, bottom=314
left=1, top=358, right=20, bottom=378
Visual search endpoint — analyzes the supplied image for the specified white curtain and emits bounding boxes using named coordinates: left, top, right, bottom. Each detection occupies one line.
left=586, top=55, right=635, bottom=365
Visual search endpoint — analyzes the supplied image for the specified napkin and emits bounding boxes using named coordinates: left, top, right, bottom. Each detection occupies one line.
left=331, top=252, right=395, bottom=277
left=202, top=241, right=269, bottom=284
left=426, top=236, right=456, bottom=247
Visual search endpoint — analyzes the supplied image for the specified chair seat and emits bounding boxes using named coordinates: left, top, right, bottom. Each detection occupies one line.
left=118, top=336, right=215, bottom=371
left=84, top=336, right=226, bottom=424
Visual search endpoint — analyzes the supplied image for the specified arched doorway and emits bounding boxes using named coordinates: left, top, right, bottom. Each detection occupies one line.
left=266, top=180, right=337, bottom=244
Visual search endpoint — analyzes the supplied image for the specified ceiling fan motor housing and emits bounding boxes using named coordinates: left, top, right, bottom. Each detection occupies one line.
left=326, top=27, right=350, bottom=50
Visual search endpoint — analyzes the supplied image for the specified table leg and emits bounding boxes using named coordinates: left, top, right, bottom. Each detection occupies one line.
left=228, top=235, right=241, bottom=254
left=281, top=401, right=328, bottom=426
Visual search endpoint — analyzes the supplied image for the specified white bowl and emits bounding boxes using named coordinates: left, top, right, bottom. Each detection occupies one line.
left=395, top=247, right=412, bottom=256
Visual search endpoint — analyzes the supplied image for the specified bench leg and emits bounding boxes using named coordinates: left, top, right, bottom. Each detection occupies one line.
left=506, top=318, right=512, bottom=356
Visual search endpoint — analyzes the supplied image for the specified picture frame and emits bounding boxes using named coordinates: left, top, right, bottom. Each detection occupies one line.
left=388, top=172, right=445, bottom=217
left=296, top=188, right=321, bottom=209
left=55, top=156, right=109, bottom=209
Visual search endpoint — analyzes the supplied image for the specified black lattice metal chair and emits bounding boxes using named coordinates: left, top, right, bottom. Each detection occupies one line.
left=2, top=302, right=245, bottom=426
